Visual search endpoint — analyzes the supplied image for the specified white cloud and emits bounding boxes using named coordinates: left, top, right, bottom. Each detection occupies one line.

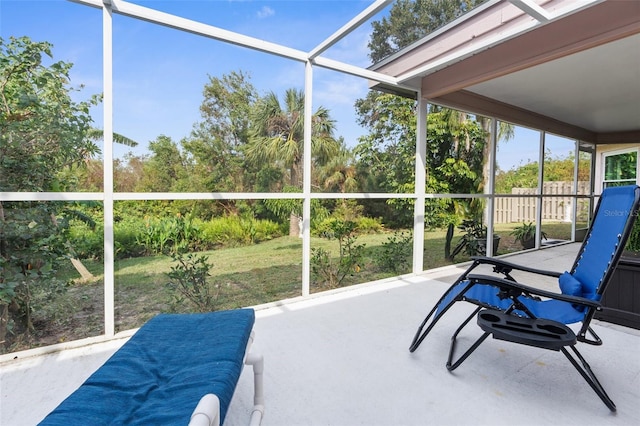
left=321, top=26, right=373, bottom=68
left=257, top=6, right=275, bottom=19
left=315, top=72, right=368, bottom=107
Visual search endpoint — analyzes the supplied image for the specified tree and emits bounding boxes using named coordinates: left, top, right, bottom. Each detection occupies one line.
left=353, top=92, right=417, bottom=227
left=354, top=93, right=487, bottom=228
left=247, top=88, right=340, bottom=188
left=138, top=135, right=187, bottom=192
left=361, top=0, right=513, bottom=229
left=0, top=36, right=100, bottom=192
left=315, top=139, right=358, bottom=194
left=182, top=70, right=257, bottom=195
left=0, top=36, right=101, bottom=350
left=247, top=88, right=340, bottom=235
left=368, top=0, right=483, bottom=63
left=495, top=150, right=585, bottom=194
left=115, top=154, right=145, bottom=192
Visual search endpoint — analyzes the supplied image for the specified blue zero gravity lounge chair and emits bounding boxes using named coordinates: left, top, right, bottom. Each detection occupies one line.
left=39, top=308, right=264, bottom=426
left=409, top=185, right=640, bottom=412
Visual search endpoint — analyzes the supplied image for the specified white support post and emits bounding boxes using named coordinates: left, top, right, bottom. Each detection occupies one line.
left=301, top=61, right=313, bottom=297
left=413, top=95, right=427, bottom=273
left=102, top=0, right=115, bottom=337
left=536, top=131, right=545, bottom=248
left=571, top=140, right=580, bottom=241
left=485, top=118, right=498, bottom=257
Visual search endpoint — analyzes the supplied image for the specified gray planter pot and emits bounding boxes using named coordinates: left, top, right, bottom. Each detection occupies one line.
left=521, top=237, right=535, bottom=250
left=475, top=235, right=501, bottom=255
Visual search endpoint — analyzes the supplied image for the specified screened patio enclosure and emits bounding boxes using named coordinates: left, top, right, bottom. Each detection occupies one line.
left=1, top=0, right=639, bottom=354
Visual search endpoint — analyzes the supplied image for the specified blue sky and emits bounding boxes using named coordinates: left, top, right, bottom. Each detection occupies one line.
left=1, top=0, right=572, bottom=169
left=1, top=0, right=381, bottom=158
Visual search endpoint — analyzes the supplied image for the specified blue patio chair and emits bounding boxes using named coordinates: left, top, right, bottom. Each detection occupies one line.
left=409, top=185, right=640, bottom=412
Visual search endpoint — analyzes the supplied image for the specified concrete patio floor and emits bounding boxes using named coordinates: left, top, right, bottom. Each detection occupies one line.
left=2, top=243, right=639, bottom=425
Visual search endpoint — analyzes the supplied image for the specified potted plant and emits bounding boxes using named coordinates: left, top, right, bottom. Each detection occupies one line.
left=449, top=219, right=500, bottom=260
left=510, top=222, right=547, bottom=249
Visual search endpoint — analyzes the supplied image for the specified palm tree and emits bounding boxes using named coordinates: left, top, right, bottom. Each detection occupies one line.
left=247, top=88, right=339, bottom=188
left=247, top=88, right=340, bottom=235
left=87, top=128, right=138, bottom=148
left=315, top=140, right=358, bottom=193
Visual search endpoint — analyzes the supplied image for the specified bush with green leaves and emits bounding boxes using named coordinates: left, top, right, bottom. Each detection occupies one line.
left=114, top=218, right=145, bottom=259
left=625, top=216, right=640, bottom=253
left=1, top=36, right=103, bottom=351
left=311, top=220, right=364, bottom=288
left=200, top=215, right=281, bottom=248
left=68, top=221, right=104, bottom=259
left=136, top=213, right=202, bottom=256
left=0, top=203, right=70, bottom=352
left=377, top=231, right=413, bottom=274
left=165, top=251, right=218, bottom=313
left=356, top=216, right=384, bottom=234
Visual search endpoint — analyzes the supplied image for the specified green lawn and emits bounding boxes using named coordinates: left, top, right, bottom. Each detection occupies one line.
left=29, top=222, right=572, bottom=350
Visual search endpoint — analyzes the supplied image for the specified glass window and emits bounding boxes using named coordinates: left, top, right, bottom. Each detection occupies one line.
left=603, top=150, right=637, bottom=188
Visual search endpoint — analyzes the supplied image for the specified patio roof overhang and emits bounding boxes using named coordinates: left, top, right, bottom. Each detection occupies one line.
left=370, top=0, right=640, bottom=145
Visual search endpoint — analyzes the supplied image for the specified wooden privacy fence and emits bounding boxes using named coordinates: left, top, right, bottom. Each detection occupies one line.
left=494, top=182, right=590, bottom=224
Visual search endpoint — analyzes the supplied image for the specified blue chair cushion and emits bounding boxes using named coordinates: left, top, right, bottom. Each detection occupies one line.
left=443, top=280, right=587, bottom=325
left=573, top=185, right=637, bottom=299
left=39, top=309, right=255, bottom=426
left=559, top=272, right=582, bottom=297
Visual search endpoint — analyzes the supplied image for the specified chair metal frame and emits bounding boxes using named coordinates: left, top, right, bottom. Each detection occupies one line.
left=410, top=185, right=640, bottom=412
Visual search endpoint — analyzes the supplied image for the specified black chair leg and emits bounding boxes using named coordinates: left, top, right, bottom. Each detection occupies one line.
left=410, top=310, right=437, bottom=353
left=446, top=307, right=488, bottom=371
left=561, top=345, right=616, bottom=412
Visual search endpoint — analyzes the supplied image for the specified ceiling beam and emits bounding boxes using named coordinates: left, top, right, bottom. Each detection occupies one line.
left=508, top=0, right=551, bottom=22
left=430, top=90, right=597, bottom=143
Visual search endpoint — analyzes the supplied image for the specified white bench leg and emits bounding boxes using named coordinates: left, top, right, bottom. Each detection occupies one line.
left=189, top=394, right=221, bottom=426
left=245, top=352, right=264, bottom=425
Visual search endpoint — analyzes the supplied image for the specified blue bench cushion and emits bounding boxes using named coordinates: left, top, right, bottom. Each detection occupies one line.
left=40, top=309, right=255, bottom=425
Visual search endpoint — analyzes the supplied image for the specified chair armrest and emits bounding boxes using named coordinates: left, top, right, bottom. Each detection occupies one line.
left=471, top=256, right=563, bottom=278
left=467, top=273, right=602, bottom=309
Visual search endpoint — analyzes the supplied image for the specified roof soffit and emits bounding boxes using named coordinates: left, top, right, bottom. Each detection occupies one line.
left=419, top=0, right=640, bottom=99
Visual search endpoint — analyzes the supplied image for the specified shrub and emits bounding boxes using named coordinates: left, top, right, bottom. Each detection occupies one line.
left=166, top=251, right=218, bottom=313
left=377, top=231, right=413, bottom=274
left=68, top=221, right=103, bottom=260
left=201, top=217, right=251, bottom=247
left=311, top=220, right=364, bottom=288
left=0, top=203, right=70, bottom=352
left=313, top=217, right=340, bottom=237
left=625, top=216, right=640, bottom=253
left=114, top=217, right=145, bottom=259
left=200, top=216, right=281, bottom=248
left=251, top=219, right=282, bottom=243
left=356, top=216, right=384, bottom=234
left=313, top=207, right=382, bottom=236
left=136, top=214, right=203, bottom=256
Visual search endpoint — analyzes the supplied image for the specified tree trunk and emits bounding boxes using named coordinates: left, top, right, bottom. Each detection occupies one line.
left=71, top=258, right=95, bottom=281
left=0, top=201, right=6, bottom=258
left=0, top=303, right=8, bottom=349
left=289, top=212, right=302, bottom=237
left=479, top=117, right=493, bottom=225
